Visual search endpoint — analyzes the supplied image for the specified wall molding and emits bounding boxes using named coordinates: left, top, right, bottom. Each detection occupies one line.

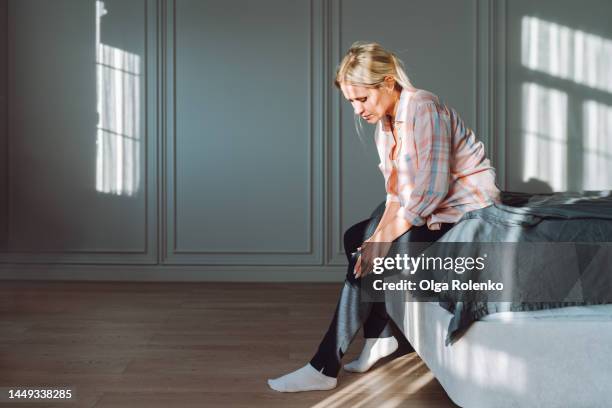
left=163, top=0, right=324, bottom=265
left=0, top=0, right=159, bottom=264
left=0, top=264, right=345, bottom=282
left=329, top=0, right=493, bottom=266
left=477, top=0, right=507, bottom=191
left=1, top=0, right=8, bottom=251
left=327, top=0, right=344, bottom=265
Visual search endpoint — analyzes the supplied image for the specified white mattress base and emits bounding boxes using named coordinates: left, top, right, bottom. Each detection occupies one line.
left=386, top=301, right=612, bottom=408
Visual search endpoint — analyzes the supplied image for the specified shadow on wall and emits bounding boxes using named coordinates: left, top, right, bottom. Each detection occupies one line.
left=511, top=177, right=554, bottom=194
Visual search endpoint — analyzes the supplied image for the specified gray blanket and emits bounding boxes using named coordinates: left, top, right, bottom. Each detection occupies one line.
left=368, top=191, right=612, bottom=345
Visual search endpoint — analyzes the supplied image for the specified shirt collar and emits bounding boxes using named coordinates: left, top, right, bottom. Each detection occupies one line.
left=381, top=88, right=415, bottom=132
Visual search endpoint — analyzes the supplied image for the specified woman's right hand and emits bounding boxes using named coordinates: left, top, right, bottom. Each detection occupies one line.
left=353, top=241, right=370, bottom=278
left=353, top=238, right=392, bottom=278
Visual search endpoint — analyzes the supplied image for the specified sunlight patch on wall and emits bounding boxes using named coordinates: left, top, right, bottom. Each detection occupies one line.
left=522, top=16, right=612, bottom=93
left=95, top=0, right=141, bottom=196
left=583, top=100, right=612, bottom=190
left=522, top=83, right=568, bottom=192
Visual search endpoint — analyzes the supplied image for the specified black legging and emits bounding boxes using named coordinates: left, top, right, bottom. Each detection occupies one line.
left=309, top=210, right=454, bottom=377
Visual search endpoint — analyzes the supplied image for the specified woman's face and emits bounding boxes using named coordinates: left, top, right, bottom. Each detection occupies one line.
left=339, top=80, right=396, bottom=124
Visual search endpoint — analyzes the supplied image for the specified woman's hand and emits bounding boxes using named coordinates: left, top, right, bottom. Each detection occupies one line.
left=353, top=239, right=393, bottom=279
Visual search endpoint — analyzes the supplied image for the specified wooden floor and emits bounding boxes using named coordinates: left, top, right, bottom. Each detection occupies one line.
left=0, top=281, right=459, bottom=408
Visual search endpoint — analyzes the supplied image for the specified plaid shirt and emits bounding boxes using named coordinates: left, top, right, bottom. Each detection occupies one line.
left=375, top=89, right=501, bottom=230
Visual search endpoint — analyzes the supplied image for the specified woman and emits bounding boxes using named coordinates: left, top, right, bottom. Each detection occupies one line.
left=268, top=41, right=501, bottom=392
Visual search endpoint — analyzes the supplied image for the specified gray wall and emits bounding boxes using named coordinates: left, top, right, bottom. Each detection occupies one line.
left=0, top=0, right=610, bottom=282
left=503, top=0, right=612, bottom=193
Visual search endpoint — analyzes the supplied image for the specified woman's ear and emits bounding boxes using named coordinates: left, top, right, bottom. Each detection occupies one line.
left=383, top=76, right=396, bottom=92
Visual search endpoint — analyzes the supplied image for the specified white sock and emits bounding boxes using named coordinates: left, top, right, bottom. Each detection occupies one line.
left=267, top=363, right=337, bottom=392
left=343, top=336, right=398, bottom=373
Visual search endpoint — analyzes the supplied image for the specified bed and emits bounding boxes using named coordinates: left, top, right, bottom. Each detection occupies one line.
left=385, top=301, right=612, bottom=408
left=367, top=191, right=612, bottom=407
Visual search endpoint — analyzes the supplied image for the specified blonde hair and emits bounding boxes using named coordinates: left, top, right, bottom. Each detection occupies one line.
left=335, top=41, right=416, bottom=144
left=334, top=41, right=416, bottom=91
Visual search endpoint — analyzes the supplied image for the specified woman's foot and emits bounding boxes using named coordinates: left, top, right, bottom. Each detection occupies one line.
left=343, top=336, right=398, bottom=373
left=267, top=363, right=337, bottom=392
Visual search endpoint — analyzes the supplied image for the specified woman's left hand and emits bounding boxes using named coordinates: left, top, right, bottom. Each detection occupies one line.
left=353, top=239, right=393, bottom=278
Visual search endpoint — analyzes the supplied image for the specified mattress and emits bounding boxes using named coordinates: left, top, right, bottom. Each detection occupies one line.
left=385, top=301, right=612, bottom=408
